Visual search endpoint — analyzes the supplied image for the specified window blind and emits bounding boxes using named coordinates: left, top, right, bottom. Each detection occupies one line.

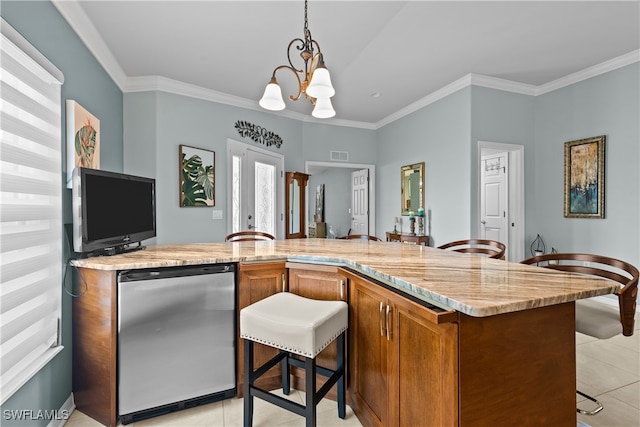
left=1, top=19, right=64, bottom=404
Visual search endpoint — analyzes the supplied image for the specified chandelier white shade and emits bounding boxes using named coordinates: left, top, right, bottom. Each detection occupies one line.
left=258, top=0, right=335, bottom=118
left=258, top=77, right=286, bottom=111
left=305, top=57, right=334, bottom=99
left=311, top=97, right=335, bottom=119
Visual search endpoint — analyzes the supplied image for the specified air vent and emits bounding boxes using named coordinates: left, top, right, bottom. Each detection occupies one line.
left=330, top=151, right=349, bottom=161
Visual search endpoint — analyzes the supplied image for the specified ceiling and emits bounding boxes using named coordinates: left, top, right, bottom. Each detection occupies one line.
left=53, top=1, right=640, bottom=128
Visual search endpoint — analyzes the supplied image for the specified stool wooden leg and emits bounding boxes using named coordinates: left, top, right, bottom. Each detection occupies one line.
left=305, top=356, right=317, bottom=427
left=282, top=351, right=290, bottom=395
left=337, top=332, right=346, bottom=419
left=243, top=339, right=254, bottom=427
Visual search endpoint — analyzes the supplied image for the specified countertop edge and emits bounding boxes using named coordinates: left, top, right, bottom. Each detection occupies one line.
left=70, top=247, right=619, bottom=318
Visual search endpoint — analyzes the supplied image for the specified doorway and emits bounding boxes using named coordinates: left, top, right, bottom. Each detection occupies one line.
left=478, top=141, right=524, bottom=262
left=305, top=161, right=376, bottom=238
left=227, top=139, right=284, bottom=239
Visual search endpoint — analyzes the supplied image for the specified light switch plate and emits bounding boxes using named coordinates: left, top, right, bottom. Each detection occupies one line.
left=212, top=210, right=223, bottom=220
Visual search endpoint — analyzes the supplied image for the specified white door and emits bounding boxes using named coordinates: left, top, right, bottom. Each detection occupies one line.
left=227, top=140, right=284, bottom=238
left=350, top=169, right=369, bottom=235
left=480, top=153, right=508, bottom=249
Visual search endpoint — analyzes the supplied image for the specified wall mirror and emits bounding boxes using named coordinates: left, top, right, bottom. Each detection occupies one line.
left=401, top=162, right=424, bottom=215
left=285, top=171, right=309, bottom=238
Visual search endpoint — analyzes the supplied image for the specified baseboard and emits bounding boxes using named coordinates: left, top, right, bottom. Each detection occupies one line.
left=46, top=393, right=75, bottom=427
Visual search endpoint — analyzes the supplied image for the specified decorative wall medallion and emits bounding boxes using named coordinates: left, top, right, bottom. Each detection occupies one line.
left=234, top=120, right=283, bottom=148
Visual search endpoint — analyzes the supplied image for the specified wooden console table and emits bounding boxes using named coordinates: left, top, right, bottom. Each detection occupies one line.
left=386, top=231, right=429, bottom=246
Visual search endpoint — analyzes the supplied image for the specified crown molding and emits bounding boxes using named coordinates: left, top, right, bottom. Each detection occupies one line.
left=536, top=49, right=640, bottom=95
left=52, top=0, right=127, bottom=89
left=374, top=50, right=639, bottom=129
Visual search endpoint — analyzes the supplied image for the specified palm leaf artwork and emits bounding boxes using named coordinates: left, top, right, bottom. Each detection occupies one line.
left=74, top=118, right=97, bottom=167
left=181, top=153, right=214, bottom=206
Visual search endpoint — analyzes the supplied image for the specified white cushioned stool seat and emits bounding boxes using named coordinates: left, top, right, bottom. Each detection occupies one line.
left=576, top=299, right=622, bottom=339
left=240, top=292, right=348, bottom=358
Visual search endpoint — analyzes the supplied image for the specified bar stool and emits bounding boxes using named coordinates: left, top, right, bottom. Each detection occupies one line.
left=240, top=292, right=348, bottom=427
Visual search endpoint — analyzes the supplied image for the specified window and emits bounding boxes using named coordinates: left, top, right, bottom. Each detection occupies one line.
left=0, top=18, right=64, bottom=404
left=226, top=139, right=283, bottom=238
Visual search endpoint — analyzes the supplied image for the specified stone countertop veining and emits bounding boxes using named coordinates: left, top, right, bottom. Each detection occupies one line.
left=70, top=239, right=619, bottom=317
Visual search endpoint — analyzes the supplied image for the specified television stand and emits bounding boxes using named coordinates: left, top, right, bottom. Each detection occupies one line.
left=84, top=242, right=146, bottom=258
left=112, top=242, right=146, bottom=255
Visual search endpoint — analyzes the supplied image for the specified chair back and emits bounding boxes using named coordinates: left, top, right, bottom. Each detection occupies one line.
left=437, top=239, right=506, bottom=260
left=520, top=253, right=639, bottom=336
left=337, top=234, right=381, bottom=241
left=225, top=231, right=275, bottom=242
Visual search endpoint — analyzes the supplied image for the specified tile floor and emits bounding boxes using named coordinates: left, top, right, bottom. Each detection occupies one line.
left=66, top=326, right=640, bottom=427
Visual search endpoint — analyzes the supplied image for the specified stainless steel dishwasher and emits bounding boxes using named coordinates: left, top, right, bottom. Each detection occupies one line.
left=117, top=263, right=236, bottom=423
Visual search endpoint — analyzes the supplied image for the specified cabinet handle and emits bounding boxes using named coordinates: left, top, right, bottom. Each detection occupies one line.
left=386, top=304, right=392, bottom=341
left=282, top=273, right=286, bottom=292
left=340, top=280, right=345, bottom=300
left=379, top=301, right=384, bottom=337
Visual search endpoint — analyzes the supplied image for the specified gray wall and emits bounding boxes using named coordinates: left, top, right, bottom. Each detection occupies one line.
left=469, top=86, right=535, bottom=246
left=1, top=1, right=123, bottom=424
left=377, top=87, right=472, bottom=246
left=532, top=64, right=640, bottom=266
left=123, top=91, right=377, bottom=244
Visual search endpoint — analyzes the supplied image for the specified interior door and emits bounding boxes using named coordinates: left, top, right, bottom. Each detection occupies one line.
left=228, top=140, right=284, bottom=238
left=480, top=153, right=508, bottom=250
left=351, top=169, right=369, bottom=235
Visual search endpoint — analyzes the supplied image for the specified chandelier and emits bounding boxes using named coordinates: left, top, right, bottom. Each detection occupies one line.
left=258, top=0, right=336, bottom=118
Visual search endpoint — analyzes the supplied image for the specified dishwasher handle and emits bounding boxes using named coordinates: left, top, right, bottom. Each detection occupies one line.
left=119, top=263, right=236, bottom=282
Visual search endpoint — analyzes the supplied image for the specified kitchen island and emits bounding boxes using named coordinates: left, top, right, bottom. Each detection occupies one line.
left=71, top=239, right=618, bottom=426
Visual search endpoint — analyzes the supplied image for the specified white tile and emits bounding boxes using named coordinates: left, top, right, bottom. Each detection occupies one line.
left=579, top=340, right=640, bottom=376
left=577, top=394, right=640, bottom=427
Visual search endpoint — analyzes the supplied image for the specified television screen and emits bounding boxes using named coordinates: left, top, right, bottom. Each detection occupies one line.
left=73, top=167, right=156, bottom=254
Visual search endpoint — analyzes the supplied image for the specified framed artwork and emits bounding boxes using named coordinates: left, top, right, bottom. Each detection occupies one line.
left=564, top=135, right=605, bottom=218
left=179, top=144, right=215, bottom=207
left=66, top=100, right=100, bottom=188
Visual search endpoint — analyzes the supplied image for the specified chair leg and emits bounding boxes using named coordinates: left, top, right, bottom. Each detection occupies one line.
left=577, top=390, right=604, bottom=415
left=282, top=351, right=290, bottom=395
left=337, top=333, right=346, bottom=419
left=243, top=340, right=254, bottom=427
left=305, top=356, right=317, bottom=427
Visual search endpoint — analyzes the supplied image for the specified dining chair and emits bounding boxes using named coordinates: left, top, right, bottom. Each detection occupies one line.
left=437, top=239, right=506, bottom=260
left=520, top=252, right=639, bottom=415
left=225, top=231, right=275, bottom=242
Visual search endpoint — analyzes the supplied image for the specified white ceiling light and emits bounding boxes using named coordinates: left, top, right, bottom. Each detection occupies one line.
left=258, top=0, right=335, bottom=118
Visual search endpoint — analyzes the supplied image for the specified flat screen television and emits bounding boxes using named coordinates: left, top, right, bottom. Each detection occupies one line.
left=72, top=167, right=156, bottom=255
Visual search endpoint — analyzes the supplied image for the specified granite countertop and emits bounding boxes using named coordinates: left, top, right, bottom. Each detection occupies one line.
left=71, top=239, right=619, bottom=317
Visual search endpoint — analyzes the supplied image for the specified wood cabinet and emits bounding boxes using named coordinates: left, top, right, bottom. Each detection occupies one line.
left=346, top=270, right=458, bottom=427
left=285, top=171, right=309, bottom=239
left=287, top=262, right=347, bottom=302
left=386, top=231, right=429, bottom=246
left=237, top=262, right=287, bottom=395
left=72, top=268, right=118, bottom=427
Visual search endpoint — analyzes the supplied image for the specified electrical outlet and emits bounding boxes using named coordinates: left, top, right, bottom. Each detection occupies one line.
left=212, top=210, right=223, bottom=220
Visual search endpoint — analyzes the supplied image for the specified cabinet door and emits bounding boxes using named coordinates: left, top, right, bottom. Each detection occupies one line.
left=387, top=293, right=458, bottom=427
left=237, top=262, right=287, bottom=395
left=287, top=262, right=347, bottom=302
left=348, top=275, right=390, bottom=427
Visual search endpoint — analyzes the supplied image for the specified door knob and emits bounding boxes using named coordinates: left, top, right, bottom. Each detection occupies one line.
left=481, top=220, right=487, bottom=225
